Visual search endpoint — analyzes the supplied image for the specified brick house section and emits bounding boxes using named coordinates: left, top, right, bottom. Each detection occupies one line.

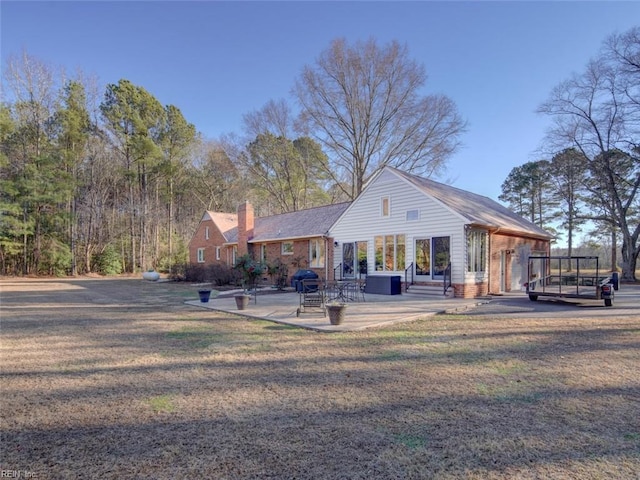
left=488, top=232, right=550, bottom=294
left=257, top=237, right=336, bottom=282
left=190, top=202, right=349, bottom=283
left=447, top=232, right=550, bottom=299
left=237, top=201, right=254, bottom=257
left=188, top=211, right=237, bottom=267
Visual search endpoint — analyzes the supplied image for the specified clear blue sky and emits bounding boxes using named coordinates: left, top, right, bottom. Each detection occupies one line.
left=2, top=1, right=639, bottom=202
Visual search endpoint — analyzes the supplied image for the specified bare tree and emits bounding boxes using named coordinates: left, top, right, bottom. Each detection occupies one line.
left=538, top=28, right=640, bottom=281
left=241, top=100, right=331, bottom=213
left=191, top=140, right=241, bottom=212
left=293, top=38, right=466, bottom=199
left=243, top=99, right=293, bottom=139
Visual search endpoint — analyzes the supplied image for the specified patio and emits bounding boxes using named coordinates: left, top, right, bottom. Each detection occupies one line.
left=185, top=287, right=486, bottom=332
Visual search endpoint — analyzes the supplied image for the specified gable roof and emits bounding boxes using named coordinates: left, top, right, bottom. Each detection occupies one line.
left=225, top=202, right=351, bottom=244
left=204, top=211, right=238, bottom=241
left=387, top=167, right=553, bottom=239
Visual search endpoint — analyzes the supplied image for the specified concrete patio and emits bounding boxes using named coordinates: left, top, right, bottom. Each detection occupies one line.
left=185, top=288, right=487, bottom=332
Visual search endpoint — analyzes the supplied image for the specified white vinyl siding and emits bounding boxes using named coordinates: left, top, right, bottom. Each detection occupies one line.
left=329, top=169, right=466, bottom=282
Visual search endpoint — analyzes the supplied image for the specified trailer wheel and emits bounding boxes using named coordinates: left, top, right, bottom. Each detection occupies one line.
left=528, top=295, right=538, bottom=301
left=604, top=298, right=612, bottom=307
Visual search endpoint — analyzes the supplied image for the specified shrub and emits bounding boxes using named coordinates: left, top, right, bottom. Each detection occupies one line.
left=184, top=263, right=207, bottom=282
left=38, top=237, right=72, bottom=277
left=208, top=263, right=242, bottom=286
left=173, top=262, right=243, bottom=286
left=168, top=262, right=187, bottom=281
left=92, top=245, right=123, bottom=275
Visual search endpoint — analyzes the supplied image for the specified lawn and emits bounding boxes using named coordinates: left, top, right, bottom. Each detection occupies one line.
left=1, top=278, right=638, bottom=479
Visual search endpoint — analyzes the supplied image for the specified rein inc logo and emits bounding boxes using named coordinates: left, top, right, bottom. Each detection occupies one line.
left=1, top=471, right=36, bottom=478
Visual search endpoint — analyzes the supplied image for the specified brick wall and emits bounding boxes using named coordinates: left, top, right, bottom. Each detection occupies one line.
left=237, top=202, right=254, bottom=257
left=255, top=237, right=334, bottom=283
left=489, top=233, right=550, bottom=294
left=188, top=219, right=229, bottom=267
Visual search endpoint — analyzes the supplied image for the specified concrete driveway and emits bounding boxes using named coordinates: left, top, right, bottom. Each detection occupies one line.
left=457, top=283, right=640, bottom=318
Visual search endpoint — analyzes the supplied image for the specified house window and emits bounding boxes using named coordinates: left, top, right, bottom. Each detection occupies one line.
left=260, top=244, right=267, bottom=263
left=197, top=248, right=205, bottom=263
left=205, top=226, right=210, bottom=240
left=309, top=238, right=325, bottom=268
left=381, top=196, right=390, bottom=217
left=215, top=246, right=221, bottom=260
left=467, top=230, right=487, bottom=272
left=406, top=209, right=419, bottom=221
left=374, top=234, right=405, bottom=271
left=281, top=241, right=294, bottom=255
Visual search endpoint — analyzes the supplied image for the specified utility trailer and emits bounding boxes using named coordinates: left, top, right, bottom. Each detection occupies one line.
left=526, top=256, right=617, bottom=307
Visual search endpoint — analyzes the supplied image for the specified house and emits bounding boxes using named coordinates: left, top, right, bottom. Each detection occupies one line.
left=189, top=167, right=552, bottom=298
left=188, top=201, right=351, bottom=281
left=328, top=167, right=552, bottom=297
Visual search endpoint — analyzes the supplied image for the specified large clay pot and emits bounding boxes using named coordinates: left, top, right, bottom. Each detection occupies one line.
left=327, top=304, right=347, bottom=325
left=235, top=294, right=251, bottom=310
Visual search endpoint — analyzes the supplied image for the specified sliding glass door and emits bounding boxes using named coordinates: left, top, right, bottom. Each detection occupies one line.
left=415, top=237, right=450, bottom=279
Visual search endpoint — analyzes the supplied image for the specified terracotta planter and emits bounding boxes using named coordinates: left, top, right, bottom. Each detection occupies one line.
left=327, top=304, right=347, bottom=325
left=235, top=294, right=251, bottom=310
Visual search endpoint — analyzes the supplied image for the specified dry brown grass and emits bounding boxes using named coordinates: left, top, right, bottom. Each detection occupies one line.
left=1, top=278, right=639, bottom=479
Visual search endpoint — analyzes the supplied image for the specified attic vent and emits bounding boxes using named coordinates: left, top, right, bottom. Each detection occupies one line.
left=406, top=209, right=419, bottom=221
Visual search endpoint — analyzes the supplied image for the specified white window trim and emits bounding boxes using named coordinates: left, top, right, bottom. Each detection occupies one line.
left=197, top=248, right=205, bottom=263
left=381, top=196, right=390, bottom=217
left=466, top=230, right=487, bottom=273
left=309, top=238, right=325, bottom=268
left=205, top=226, right=210, bottom=240
left=406, top=209, right=419, bottom=221
left=215, top=246, right=221, bottom=260
left=281, top=241, right=294, bottom=255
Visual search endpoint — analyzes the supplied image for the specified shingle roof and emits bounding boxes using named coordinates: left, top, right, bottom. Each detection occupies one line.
left=389, top=167, right=553, bottom=239
left=225, top=202, right=351, bottom=244
left=205, top=211, right=237, bottom=241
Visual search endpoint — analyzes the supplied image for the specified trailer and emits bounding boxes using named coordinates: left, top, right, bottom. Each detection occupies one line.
left=526, top=256, right=617, bottom=307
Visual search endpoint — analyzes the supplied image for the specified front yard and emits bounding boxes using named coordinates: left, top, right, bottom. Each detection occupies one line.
left=1, top=278, right=638, bottom=479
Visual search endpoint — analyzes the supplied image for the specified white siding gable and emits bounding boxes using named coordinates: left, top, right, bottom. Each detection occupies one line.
left=330, top=168, right=468, bottom=282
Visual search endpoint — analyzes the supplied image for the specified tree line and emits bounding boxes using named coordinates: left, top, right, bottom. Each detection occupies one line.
left=0, top=38, right=465, bottom=276
left=2, top=31, right=637, bottom=280
left=500, top=27, right=640, bottom=281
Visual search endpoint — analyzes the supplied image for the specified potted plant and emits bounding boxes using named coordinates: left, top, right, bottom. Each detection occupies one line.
left=234, top=293, right=250, bottom=310
left=198, top=289, right=219, bottom=303
left=234, top=254, right=265, bottom=309
left=326, top=302, right=347, bottom=325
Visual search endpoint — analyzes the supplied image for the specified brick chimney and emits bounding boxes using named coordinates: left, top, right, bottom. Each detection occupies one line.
left=237, top=201, right=254, bottom=256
